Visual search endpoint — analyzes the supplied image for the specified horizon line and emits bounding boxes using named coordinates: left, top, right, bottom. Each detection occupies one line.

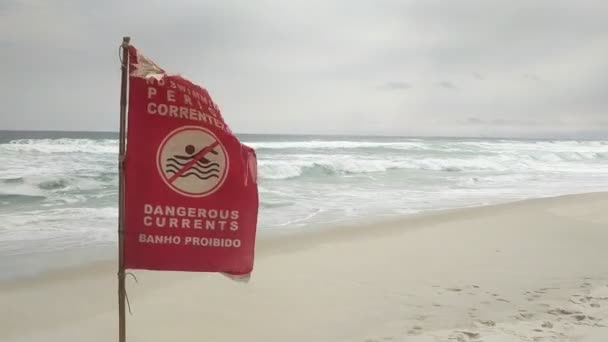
left=0, top=129, right=604, bottom=141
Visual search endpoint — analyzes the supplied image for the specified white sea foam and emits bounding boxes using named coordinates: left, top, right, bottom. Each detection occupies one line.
left=246, top=140, right=425, bottom=150
left=257, top=150, right=608, bottom=180
left=245, top=138, right=608, bottom=153
left=0, top=173, right=115, bottom=201
left=2, top=139, right=118, bottom=154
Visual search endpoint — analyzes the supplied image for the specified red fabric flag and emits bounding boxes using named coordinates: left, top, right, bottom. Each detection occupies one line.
left=123, top=45, right=259, bottom=278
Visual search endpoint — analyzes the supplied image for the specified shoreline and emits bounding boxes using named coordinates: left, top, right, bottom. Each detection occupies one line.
left=3, top=190, right=607, bottom=287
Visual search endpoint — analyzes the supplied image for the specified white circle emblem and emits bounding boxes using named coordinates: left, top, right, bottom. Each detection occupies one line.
left=157, top=126, right=228, bottom=197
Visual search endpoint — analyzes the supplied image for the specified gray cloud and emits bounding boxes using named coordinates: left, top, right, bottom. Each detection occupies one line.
left=437, top=81, right=457, bottom=90
left=0, top=0, right=607, bottom=138
left=472, top=72, right=484, bottom=80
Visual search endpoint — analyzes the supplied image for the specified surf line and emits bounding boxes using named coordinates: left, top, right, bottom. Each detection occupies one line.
left=167, top=141, right=220, bottom=184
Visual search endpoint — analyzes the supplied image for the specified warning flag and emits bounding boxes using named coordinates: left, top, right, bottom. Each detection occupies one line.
left=123, top=45, right=259, bottom=278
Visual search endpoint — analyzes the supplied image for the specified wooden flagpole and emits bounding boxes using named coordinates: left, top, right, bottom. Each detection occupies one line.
left=118, top=36, right=130, bottom=342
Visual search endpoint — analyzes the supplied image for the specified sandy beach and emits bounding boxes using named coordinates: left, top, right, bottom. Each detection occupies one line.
left=2, top=192, right=608, bottom=341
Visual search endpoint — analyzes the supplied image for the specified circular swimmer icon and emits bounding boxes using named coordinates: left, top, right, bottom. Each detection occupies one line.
left=157, top=126, right=229, bottom=197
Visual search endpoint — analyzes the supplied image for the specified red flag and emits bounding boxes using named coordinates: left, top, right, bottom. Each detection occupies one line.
left=123, top=45, right=259, bottom=277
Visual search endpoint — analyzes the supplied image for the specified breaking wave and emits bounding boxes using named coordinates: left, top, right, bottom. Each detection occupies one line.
left=248, top=140, right=426, bottom=151
left=1, top=139, right=118, bottom=154
left=257, top=150, right=608, bottom=180
left=0, top=174, right=116, bottom=202
left=257, top=159, right=487, bottom=180
left=246, top=139, right=608, bottom=153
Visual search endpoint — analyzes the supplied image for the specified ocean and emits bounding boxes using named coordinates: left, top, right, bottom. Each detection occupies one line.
left=1, top=130, right=608, bottom=279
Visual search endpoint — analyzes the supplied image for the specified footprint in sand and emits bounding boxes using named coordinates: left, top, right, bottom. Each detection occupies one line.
left=573, top=314, right=587, bottom=321
left=541, top=321, right=553, bottom=328
left=450, top=331, right=481, bottom=341
left=447, top=288, right=463, bottom=292
left=468, top=309, right=477, bottom=319
left=517, top=312, right=535, bottom=320
left=407, top=326, right=423, bottom=336
left=477, top=320, right=496, bottom=327
left=527, top=293, right=542, bottom=302
left=548, top=308, right=580, bottom=316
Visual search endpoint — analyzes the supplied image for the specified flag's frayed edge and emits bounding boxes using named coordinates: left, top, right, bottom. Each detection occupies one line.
left=130, top=49, right=165, bottom=80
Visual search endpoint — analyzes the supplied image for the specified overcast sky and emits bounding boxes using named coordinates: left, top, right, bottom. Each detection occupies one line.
left=1, top=0, right=607, bottom=138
